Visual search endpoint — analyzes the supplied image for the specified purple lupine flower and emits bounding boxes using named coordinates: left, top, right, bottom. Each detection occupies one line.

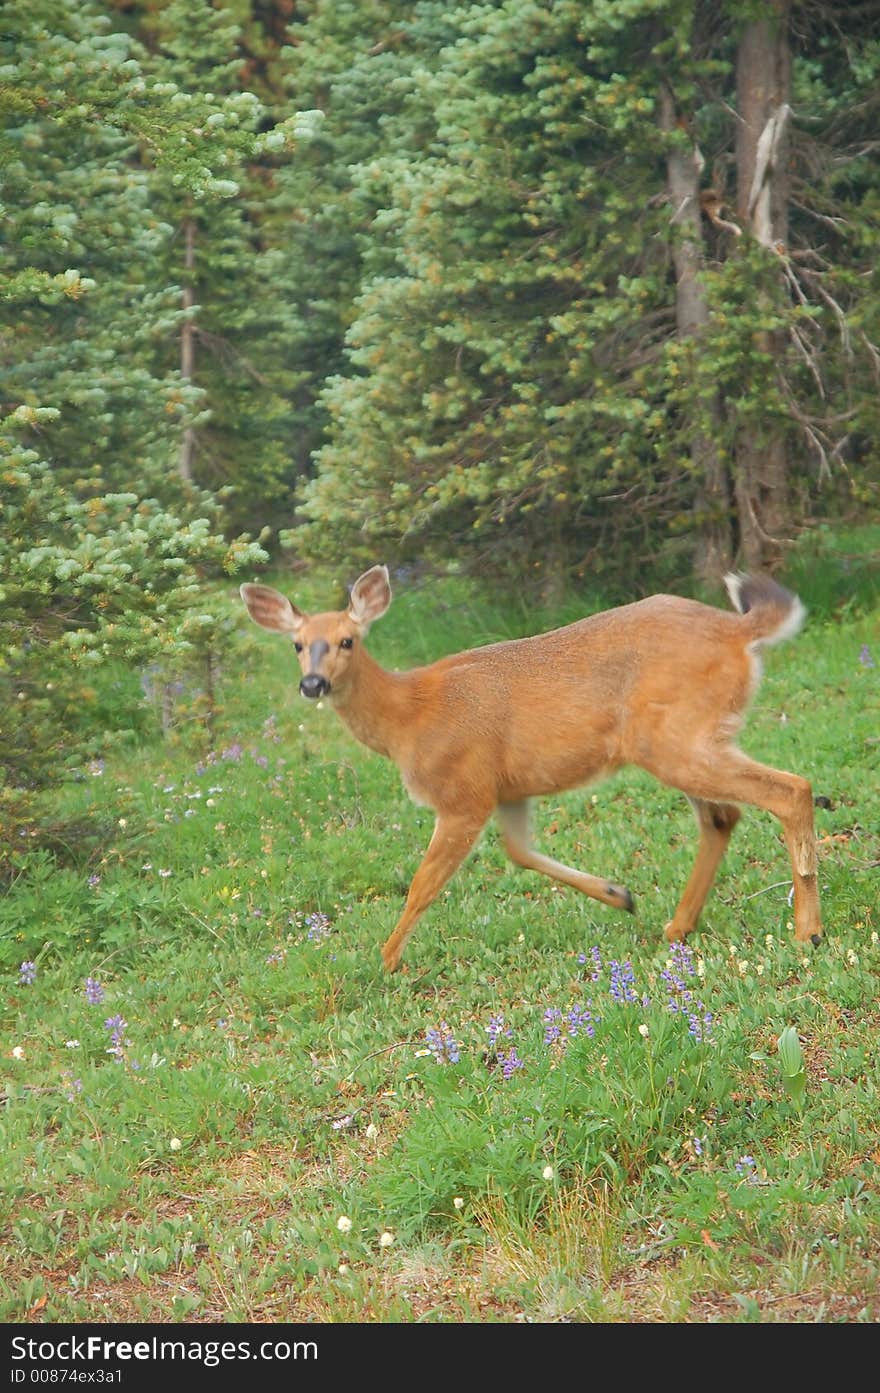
left=88, top=874, right=101, bottom=889
left=544, top=1003, right=595, bottom=1051
left=566, top=1004, right=595, bottom=1039
left=661, top=948, right=693, bottom=998
left=609, top=959, right=638, bottom=1004
left=577, top=945, right=603, bottom=981
left=306, top=912, right=332, bottom=944
left=104, top=1014, right=128, bottom=1060
left=543, top=1007, right=563, bottom=1046
left=735, top=1154, right=756, bottom=1174
left=859, top=644, right=875, bottom=668
left=485, top=1013, right=512, bottom=1049
left=18, top=961, right=37, bottom=985
left=662, top=947, right=713, bottom=1040
left=221, top=743, right=244, bottom=762
left=425, top=1022, right=461, bottom=1065
left=687, top=1005, right=714, bottom=1043
left=84, top=977, right=105, bottom=1005
left=266, top=949, right=285, bottom=966
left=253, top=753, right=269, bottom=769
left=498, top=1048, right=525, bottom=1079
left=693, top=1136, right=705, bottom=1156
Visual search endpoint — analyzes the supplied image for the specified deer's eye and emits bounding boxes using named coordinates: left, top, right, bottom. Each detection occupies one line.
left=340, top=637, right=354, bottom=650
left=294, top=641, right=303, bottom=653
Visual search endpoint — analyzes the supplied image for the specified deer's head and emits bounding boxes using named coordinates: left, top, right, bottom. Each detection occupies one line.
left=240, top=565, right=391, bottom=699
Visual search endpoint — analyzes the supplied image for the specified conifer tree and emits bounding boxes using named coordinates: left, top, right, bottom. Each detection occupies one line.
left=292, top=0, right=880, bottom=583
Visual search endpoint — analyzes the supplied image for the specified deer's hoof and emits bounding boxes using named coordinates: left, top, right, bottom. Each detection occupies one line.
left=381, top=946, right=402, bottom=973
left=664, top=920, right=689, bottom=943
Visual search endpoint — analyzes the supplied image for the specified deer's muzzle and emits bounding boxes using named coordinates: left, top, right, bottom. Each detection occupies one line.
left=300, top=674, right=330, bottom=699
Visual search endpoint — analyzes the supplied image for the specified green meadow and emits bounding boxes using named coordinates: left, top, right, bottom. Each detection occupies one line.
left=2, top=569, right=878, bottom=1323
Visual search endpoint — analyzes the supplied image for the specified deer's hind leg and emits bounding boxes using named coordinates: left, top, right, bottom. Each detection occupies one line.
left=648, top=746, right=821, bottom=947
left=497, top=799, right=635, bottom=913
left=665, top=798, right=741, bottom=942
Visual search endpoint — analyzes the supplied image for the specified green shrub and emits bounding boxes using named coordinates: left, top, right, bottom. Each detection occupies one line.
left=0, top=428, right=267, bottom=861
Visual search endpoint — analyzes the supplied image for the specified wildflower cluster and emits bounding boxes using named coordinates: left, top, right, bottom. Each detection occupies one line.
left=62, top=1072, right=83, bottom=1102
left=425, top=1022, right=461, bottom=1065
left=105, top=1014, right=129, bottom=1061
left=306, top=912, right=332, bottom=944
left=483, top=1014, right=524, bottom=1078
left=18, top=961, right=36, bottom=985
left=414, top=943, right=716, bottom=1082
left=609, top=959, right=639, bottom=1004
left=497, top=1047, right=525, bottom=1079
left=661, top=943, right=714, bottom=1042
left=262, top=715, right=282, bottom=743
left=543, top=1003, right=595, bottom=1059
left=485, top=1013, right=512, bottom=1049
left=194, top=743, right=279, bottom=775
left=577, top=945, right=603, bottom=981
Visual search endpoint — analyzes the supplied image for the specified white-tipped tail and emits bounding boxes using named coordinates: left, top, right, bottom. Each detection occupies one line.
left=723, top=571, right=748, bottom=614
left=724, top=572, right=806, bottom=647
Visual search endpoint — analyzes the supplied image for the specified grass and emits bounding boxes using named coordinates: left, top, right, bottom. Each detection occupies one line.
left=1, top=568, right=879, bottom=1324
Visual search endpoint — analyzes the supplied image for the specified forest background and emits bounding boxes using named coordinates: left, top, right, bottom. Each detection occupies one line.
left=1, top=0, right=879, bottom=1325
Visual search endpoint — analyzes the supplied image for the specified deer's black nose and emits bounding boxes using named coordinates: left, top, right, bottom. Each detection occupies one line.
left=300, top=674, right=330, bottom=699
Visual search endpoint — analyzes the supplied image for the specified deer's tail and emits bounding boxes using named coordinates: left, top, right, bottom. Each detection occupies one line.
left=724, top=572, right=806, bottom=648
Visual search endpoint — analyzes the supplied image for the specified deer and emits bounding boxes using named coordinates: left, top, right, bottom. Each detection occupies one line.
left=240, top=566, right=822, bottom=972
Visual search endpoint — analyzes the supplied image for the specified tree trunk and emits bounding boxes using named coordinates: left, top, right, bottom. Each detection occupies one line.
left=734, top=1, right=792, bottom=569
left=659, top=85, right=732, bottom=584
left=179, top=217, right=196, bottom=483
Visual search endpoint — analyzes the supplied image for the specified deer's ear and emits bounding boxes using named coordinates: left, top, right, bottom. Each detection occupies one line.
left=240, top=583, right=306, bottom=635
left=348, top=565, right=392, bottom=629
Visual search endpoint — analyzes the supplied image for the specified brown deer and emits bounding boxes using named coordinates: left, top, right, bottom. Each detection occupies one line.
left=240, top=568, right=822, bottom=971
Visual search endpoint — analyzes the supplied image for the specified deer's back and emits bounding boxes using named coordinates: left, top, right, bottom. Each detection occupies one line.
left=397, top=595, right=754, bottom=808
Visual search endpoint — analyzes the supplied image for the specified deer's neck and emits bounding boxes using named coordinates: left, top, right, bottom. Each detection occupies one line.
left=331, top=650, right=415, bottom=761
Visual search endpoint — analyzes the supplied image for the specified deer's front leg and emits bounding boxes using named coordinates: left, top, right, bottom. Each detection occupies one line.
left=381, top=810, right=489, bottom=972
